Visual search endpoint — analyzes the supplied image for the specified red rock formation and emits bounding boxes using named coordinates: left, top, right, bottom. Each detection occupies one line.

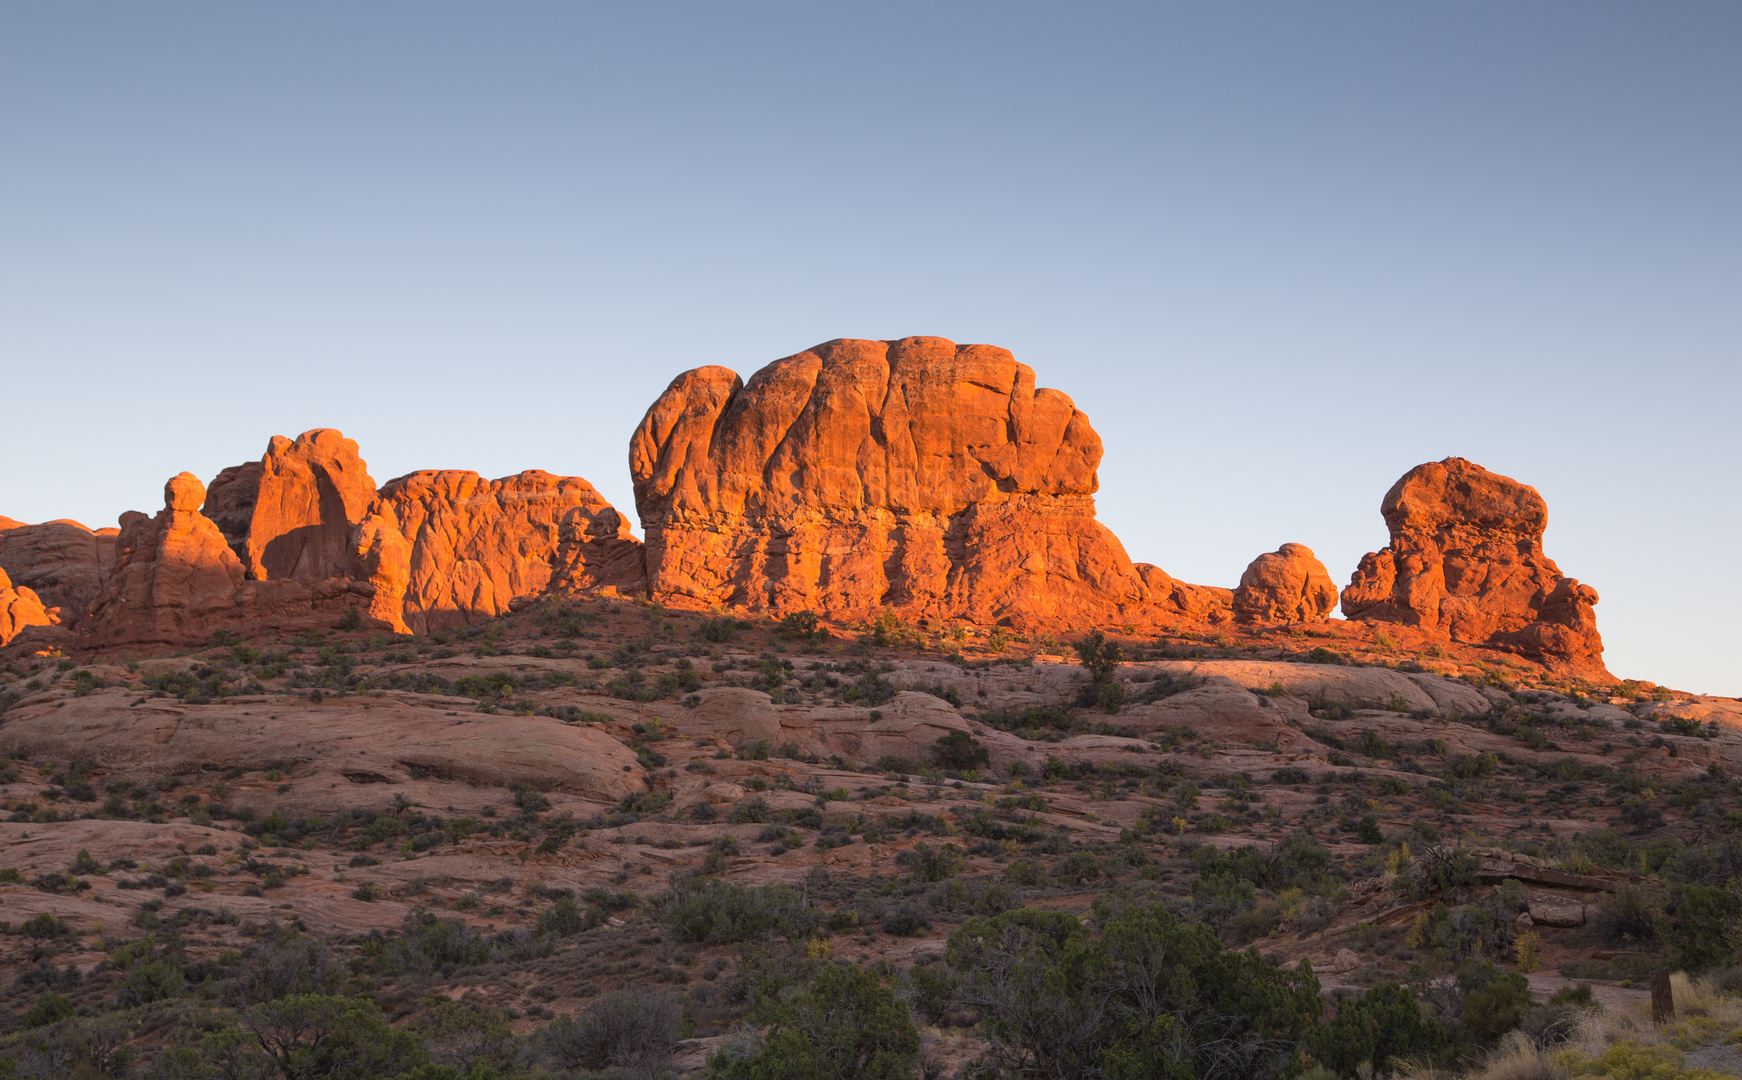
left=1234, top=543, right=1338, bottom=624
left=0, top=565, right=56, bottom=646
left=244, top=430, right=378, bottom=585
left=630, top=337, right=1197, bottom=629
left=88, top=474, right=247, bottom=646
left=1341, top=457, right=1604, bottom=669
left=203, top=460, right=263, bottom=562
left=374, top=469, right=644, bottom=633
left=0, top=517, right=119, bottom=628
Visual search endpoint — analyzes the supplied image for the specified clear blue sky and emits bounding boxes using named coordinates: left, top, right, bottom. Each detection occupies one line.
left=2, top=4, right=1737, bottom=694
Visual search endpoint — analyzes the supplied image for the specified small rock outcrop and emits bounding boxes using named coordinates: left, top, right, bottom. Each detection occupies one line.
left=631, top=336, right=1203, bottom=629
left=1341, top=457, right=1604, bottom=669
left=1234, top=543, right=1338, bottom=624
left=0, top=517, right=120, bottom=628
left=0, top=565, right=56, bottom=646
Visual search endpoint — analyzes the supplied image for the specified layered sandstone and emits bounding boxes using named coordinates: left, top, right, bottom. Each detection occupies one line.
left=376, top=469, right=645, bottom=633
left=1234, top=543, right=1339, bottom=624
left=1341, top=457, right=1604, bottom=669
left=0, top=516, right=119, bottom=628
left=630, top=336, right=1199, bottom=629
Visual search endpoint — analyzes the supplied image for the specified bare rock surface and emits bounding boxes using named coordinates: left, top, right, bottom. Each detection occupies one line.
left=630, top=336, right=1207, bottom=630
left=1341, top=457, right=1605, bottom=672
left=0, top=688, right=646, bottom=806
left=245, top=429, right=380, bottom=586
left=0, top=565, right=55, bottom=646
left=377, top=469, right=644, bottom=633
left=0, top=516, right=119, bottom=628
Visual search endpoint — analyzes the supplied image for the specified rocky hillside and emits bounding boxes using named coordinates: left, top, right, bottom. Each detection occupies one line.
left=1, top=338, right=1734, bottom=1079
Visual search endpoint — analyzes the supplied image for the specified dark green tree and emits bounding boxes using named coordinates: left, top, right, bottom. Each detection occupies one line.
left=708, top=963, right=920, bottom=1080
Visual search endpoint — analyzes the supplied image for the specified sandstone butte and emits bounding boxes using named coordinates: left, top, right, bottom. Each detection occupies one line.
left=630, top=336, right=1229, bottom=629
left=0, top=338, right=1607, bottom=675
left=1340, top=456, right=1604, bottom=670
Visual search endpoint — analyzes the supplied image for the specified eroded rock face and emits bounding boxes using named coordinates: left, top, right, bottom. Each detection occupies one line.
left=376, top=469, right=646, bottom=633
left=89, top=474, right=247, bottom=646
left=1341, top=457, right=1604, bottom=669
left=631, top=337, right=1179, bottom=628
left=0, top=517, right=119, bottom=628
left=1234, top=543, right=1338, bottom=624
left=0, top=565, right=56, bottom=646
left=245, top=430, right=379, bottom=585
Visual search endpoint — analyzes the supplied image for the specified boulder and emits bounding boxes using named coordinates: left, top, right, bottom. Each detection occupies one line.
left=1341, top=458, right=1605, bottom=671
left=375, top=469, right=645, bottom=633
left=630, top=337, right=1206, bottom=630
left=0, top=517, right=119, bottom=628
left=1233, top=543, right=1338, bottom=624
left=0, top=565, right=56, bottom=646
left=1526, top=892, right=1587, bottom=928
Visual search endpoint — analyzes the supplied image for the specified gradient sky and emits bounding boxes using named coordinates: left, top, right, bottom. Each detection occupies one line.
left=2, top=4, right=1737, bottom=694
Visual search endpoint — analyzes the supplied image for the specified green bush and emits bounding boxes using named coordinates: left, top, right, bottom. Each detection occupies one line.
left=541, top=988, right=681, bottom=1077
left=948, top=899, right=1322, bottom=1079
left=1456, top=960, right=1532, bottom=1049
left=707, top=962, right=920, bottom=1080
left=658, top=877, right=816, bottom=943
left=897, top=842, right=963, bottom=883
left=931, top=730, right=989, bottom=772
left=1311, top=981, right=1444, bottom=1075
left=247, top=993, right=426, bottom=1079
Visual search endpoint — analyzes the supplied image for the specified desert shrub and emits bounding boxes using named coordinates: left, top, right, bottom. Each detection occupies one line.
left=1074, top=631, right=1122, bottom=683
left=1455, top=959, right=1532, bottom=1050
left=116, top=957, right=184, bottom=1007
left=541, top=988, right=681, bottom=1080
left=1311, top=981, right=1444, bottom=1076
left=228, top=929, right=345, bottom=1003
left=1271, top=767, right=1310, bottom=785
left=382, top=911, right=491, bottom=975
left=948, top=899, right=1321, bottom=1080
left=1054, top=851, right=1102, bottom=886
left=897, top=842, right=963, bottom=883
left=931, top=730, right=988, bottom=772
left=706, top=962, right=919, bottom=1080
left=658, top=878, right=816, bottom=943
left=538, top=896, right=599, bottom=938
left=1667, top=882, right=1742, bottom=972
left=246, top=993, right=425, bottom=1079
left=1591, top=882, right=1664, bottom=945
left=728, top=795, right=772, bottom=824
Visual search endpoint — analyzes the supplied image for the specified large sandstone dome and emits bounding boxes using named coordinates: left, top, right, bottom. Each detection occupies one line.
left=629, top=336, right=1166, bottom=629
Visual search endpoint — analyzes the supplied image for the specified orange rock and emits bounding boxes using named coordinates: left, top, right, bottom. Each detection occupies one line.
left=88, top=474, right=247, bottom=646
left=1341, top=458, right=1605, bottom=670
left=1234, top=543, right=1338, bottom=624
left=350, top=512, right=412, bottom=634
left=0, top=564, right=56, bottom=646
left=245, top=430, right=378, bottom=585
left=0, top=518, right=120, bottom=628
left=202, top=460, right=262, bottom=562
left=373, top=469, right=643, bottom=633
left=630, top=337, right=1190, bottom=629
